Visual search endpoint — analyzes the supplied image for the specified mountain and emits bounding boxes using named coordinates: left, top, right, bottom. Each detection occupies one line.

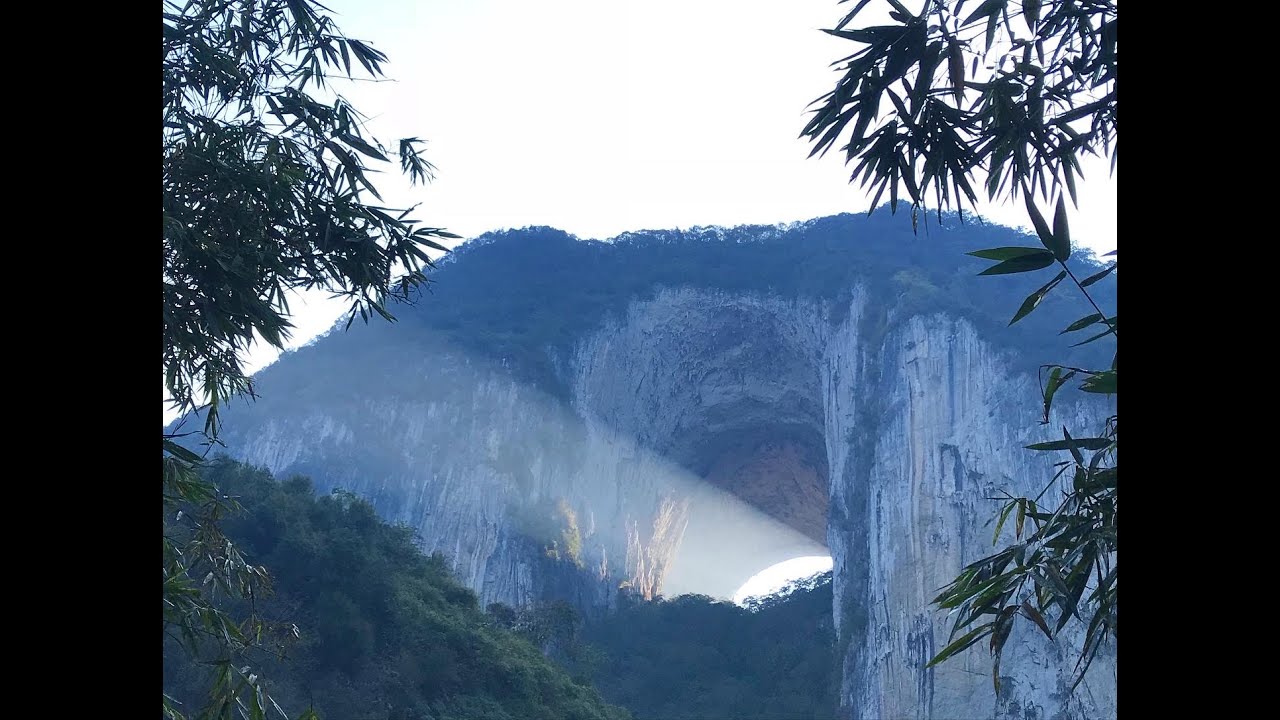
left=190, top=211, right=1117, bottom=719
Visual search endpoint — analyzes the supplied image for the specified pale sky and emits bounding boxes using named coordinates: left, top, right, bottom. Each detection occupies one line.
left=243, top=0, right=1116, bottom=375
left=320, top=0, right=1116, bottom=244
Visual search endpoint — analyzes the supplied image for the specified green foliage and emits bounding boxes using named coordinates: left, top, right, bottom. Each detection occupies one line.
left=162, top=440, right=302, bottom=720
left=554, top=500, right=586, bottom=568
left=163, top=458, right=631, bottom=720
left=804, top=0, right=1117, bottom=695
left=539, top=573, right=839, bottom=720
left=163, top=0, right=456, bottom=433
left=802, top=0, right=1116, bottom=221
left=507, top=497, right=586, bottom=568
left=162, top=1, right=457, bottom=717
left=925, top=419, right=1117, bottom=692
left=487, top=600, right=585, bottom=660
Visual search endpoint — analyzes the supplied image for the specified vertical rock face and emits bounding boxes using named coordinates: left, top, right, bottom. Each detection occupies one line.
left=211, top=221, right=1116, bottom=719
left=831, top=315, right=1115, bottom=719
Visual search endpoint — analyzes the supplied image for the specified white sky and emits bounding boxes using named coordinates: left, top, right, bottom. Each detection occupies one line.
left=320, top=0, right=1116, bottom=245
left=241, top=0, right=1115, bottom=376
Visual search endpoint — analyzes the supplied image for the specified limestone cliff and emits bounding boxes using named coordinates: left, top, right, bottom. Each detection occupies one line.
left=207, top=215, right=1116, bottom=719
left=828, top=314, right=1115, bottom=719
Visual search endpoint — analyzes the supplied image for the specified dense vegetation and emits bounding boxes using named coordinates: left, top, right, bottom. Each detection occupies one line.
left=488, top=572, right=837, bottom=720
left=162, top=458, right=630, bottom=720
left=574, top=574, right=837, bottom=720
left=269, top=211, right=1114, bottom=399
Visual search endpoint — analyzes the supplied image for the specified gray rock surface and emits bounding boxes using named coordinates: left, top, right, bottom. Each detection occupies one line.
left=832, top=313, right=1116, bottom=719
left=215, top=285, right=1115, bottom=719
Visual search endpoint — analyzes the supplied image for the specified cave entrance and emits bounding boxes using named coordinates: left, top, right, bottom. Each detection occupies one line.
left=584, top=293, right=837, bottom=603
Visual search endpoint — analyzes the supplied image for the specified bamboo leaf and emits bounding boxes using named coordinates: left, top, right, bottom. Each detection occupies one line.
left=1016, top=190, right=1064, bottom=262
left=1022, top=0, right=1040, bottom=29
left=1050, top=195, right=1071, bottom=260
left=979, top=251, right=1056, bottom=275
left=1009, top=271, right=1065, bottom=324
left=992, top=501, right=1016, bottom=545
left=163, top=439, right=204, bottom=465
left=968, top=246, right=1046, bottom=260
left=1071, top=323, right=1116, bottom=346
left=339, top=132, right=390, bottom=162
left=1026, top=437, right=1111, bottom=451
left=1062, top=427, right=1085, bottom=465
left=1041, top=367, right=1076, bottom=422
left=1021, top=599, right=1053, bottom=639
left=962, top=0, right=1006, bottom=26
left=1080, top=263, right=1117, bottom=287
left=948, top=40, right=966, bottom=103
left=926, top=623, right=994, bottom=667
left=1080, top=371, right=1117, bottom=394
left=1060, top=313, right=1103, bottom=334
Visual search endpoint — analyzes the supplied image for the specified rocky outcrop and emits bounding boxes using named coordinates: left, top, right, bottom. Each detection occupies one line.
left=214, top=251, right=1115, bottom=718
left=830, top=313, right=1115, bottom=719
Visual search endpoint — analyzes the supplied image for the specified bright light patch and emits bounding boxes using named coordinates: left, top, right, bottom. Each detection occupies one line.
left=733, top=555, right=833, bottom=606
